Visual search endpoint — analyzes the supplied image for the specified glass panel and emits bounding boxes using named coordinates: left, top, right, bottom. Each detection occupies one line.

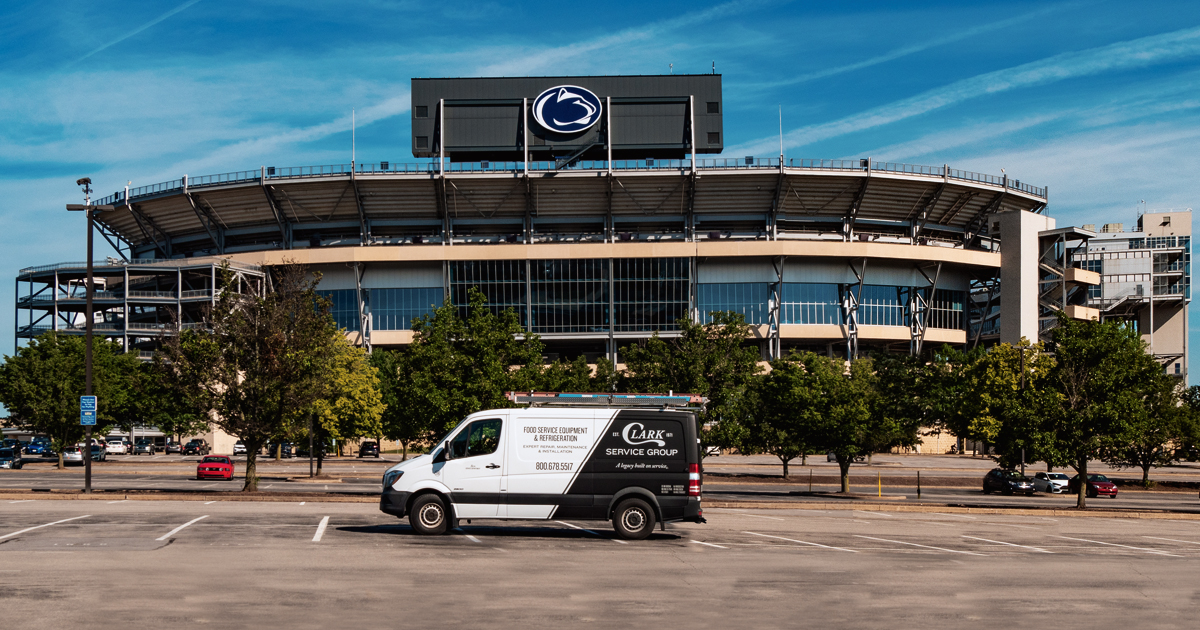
left=370, top=287, right=443, bottom=330
left=450, top=260, right=527, bottom=325
left=613, top=258, right=690, bottom=332
left=316, top=289, right=359, bottom=332
left=529, top=259, right=609, bottom=334
left=780, top=283, right=839, bottom=324
left=698, top=283, right=769, bottom=324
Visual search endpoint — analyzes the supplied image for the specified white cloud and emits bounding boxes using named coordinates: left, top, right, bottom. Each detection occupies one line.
left=729, top=24, right=1200, bottom=156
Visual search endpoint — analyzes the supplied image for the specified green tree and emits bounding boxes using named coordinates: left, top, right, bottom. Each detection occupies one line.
left=129, top=361, right=211, bottom=444
left=1100, top=375, right=1191, bottom=487
left=0, top=333, right=139, bottom=468
left=1044, top=315, right=1162, bottom=509
left=964, top=340, right=1057, bottom=469
left=621, top=312, right=762, bottom=455
left=160, top=264, right=339, bottom=491
left=743, top=359, right=815, bottom=478
left=921, top=345, right=983, bottom=452
left=370, top=348, right=428, bottom=461
left=302, top=334, right=384, bottom=474
left=402, top=288, right=544, bottom=440
left=798, top=354, right=888, bottom=493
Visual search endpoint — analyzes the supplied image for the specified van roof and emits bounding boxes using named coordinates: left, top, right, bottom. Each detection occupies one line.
left=465, top=407, right=691, bottom=422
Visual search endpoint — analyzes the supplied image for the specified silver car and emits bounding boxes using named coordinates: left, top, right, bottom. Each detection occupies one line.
left=1032, top=471, right=1070, bottom=493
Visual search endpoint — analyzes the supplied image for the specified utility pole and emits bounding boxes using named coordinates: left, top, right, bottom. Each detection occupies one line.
left=67, top=179, right=114, bottom=493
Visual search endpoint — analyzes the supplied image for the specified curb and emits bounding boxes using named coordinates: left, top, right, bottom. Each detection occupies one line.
left=704, top=500, right=1200, bottom=520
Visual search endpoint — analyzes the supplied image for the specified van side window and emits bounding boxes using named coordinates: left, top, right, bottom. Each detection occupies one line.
left=467, top=419, right=502, bottom=456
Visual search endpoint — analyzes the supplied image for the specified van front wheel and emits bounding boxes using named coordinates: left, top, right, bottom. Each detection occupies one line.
left=410, top=494, right=450, bottom=535
left=612, top=497, right=656, bottom=540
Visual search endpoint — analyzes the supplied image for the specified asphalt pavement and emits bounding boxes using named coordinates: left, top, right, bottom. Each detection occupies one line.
left=2, top=499, right=1199, bottom=628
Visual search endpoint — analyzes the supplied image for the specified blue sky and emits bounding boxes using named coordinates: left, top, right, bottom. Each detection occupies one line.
left=2, top=0, right=1199, bottom=377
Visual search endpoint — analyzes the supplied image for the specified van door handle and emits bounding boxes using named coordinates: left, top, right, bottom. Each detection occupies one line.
left=486, top=463, right=501, bottom=469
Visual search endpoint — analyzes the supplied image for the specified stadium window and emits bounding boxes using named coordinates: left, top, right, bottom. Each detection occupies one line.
left=707, top=132, right=720, bottom=145
left=415, top=106, right=428, bottom=118
left=416, top=136, right=429, bottom=149
left=706, top=102, right=720, bottom=114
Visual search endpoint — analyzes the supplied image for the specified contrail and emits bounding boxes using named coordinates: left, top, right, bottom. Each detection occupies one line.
left=70, top=0, right=204, bottom=66
left=730, top=24, right=1200, bottom=156
left=754, top=2, right=1079, bottom=89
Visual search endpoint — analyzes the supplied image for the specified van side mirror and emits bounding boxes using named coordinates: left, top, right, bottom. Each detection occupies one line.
left=433, top=444, right=448, bottom=463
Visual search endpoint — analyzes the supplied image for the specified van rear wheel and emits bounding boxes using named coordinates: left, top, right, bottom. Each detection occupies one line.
left=612, top=498, right=656, bottom=540
left=410, top=494, right=450, bottom=535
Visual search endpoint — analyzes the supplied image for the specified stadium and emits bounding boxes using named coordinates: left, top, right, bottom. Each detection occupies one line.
left=14, top=74, right=1131, bottom=369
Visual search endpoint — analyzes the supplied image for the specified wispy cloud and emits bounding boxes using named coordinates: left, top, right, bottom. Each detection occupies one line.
left=69, top=0, right=204, bottom=66
left=730, top=23, right=1200, bottom=156
left=748, top=2, right=1078, bottom=91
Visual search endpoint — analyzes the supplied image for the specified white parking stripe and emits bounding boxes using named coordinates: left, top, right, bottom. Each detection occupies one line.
left=962, top=535, right=1052, bottom=553
left=1144, top=536, right=1200, bottom=546
left=1054, top=536, right=1182, bottom=557
left=204, top=501, right=218, bottom=505
left=745, top=531, right=858, bottom=553
left=933, top=512, right=977, bottom=520
left=156, top=515, right=209, bottom=541
left=854, top=535, right=986, bottom=556
left=734, top=513, right=786, bottom=521
left=312, top=516, right=330, bottom=542
left=691, top=540, right=728, bottom=549
left=106, top=500, right=127, bottom=504
left=7, top=500, right=33, bottom=504
left=0, top=515, right=91, bottom=541
left=854, top=510, right=899, bottom=519
left=464, top=534, right=482, bottom=543
left=555, top=520, right=627, bottom=544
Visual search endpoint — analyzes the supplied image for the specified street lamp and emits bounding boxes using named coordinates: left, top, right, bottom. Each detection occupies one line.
left=66, top=178, right=115, bottom=494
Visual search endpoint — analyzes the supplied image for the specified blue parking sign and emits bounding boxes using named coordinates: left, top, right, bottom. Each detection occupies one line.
left=80, top=396, right=97, bottom=426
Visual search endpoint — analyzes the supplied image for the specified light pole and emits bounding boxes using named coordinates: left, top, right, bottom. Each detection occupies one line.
left=67, top=178, right=114, bottom=493
left=1016, top=343, right=1033, bottom=477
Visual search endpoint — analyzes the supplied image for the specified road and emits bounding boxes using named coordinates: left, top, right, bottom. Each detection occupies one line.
left=2, top=499, right=1199, bottom=628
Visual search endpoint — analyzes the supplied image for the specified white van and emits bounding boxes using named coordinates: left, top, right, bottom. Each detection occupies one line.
left=379, top=400, right=705, bottom=540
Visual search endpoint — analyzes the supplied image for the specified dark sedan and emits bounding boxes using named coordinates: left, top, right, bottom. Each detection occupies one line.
left=0, top=448, right=24, bottom=469
left=1068, top=474, right=1118, bottom=498
left=982, top=469, right=1035, bottom=495
left=358, top=441, right=380, bottom=458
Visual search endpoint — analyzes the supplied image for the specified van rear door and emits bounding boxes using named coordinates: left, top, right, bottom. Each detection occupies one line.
left=441, top=416, right=507, bottom=518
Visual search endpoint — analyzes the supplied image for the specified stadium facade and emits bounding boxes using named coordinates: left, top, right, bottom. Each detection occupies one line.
left=13, top=75, right=1190, bottom=381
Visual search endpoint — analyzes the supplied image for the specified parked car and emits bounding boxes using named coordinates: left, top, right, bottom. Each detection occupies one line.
left=165, top=441, right=183, bottom=454
left=266, top=442, right=294, bottom=458
left=233, top=442, right=247, bottom=455
left=106, top=440, right=128, bottom=455
left=196, top=455, right=235, bottom=481
left=1068, top=473, right=1118, bottom=498
left=358, top=441, right=380, bottom=458
left=183, top=439, right=210, bottom=456
left=133, top=440, right=155, bottom=455
left=61, top=447, right=84, bottom=465
left=23, top=441, right=47, bottom=456
left=1032, top=471, right=1070, bottom=494
left=982, top=469, right=1035, bottom=495
left=1, top=438, right=23, bottom=455
left=89, top=445, right=107, bottom=462
left=0, top=448, right=24, bottom=469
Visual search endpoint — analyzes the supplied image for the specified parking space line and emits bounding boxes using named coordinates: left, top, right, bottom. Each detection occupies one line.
left=312, top=516, right=330, bottom=542
left=156, top=515, right=210, bottom=541
left=299, top=502, right=305, bottom=506
left=7, top=500, right=33, bottom=504
left=854, top=535, right=986, bottom=556
left=962, top=535, right=1052, bottom=553
left=733, top=513, right=785, bottom=521
left=464, top=534, right=482, bottom=543
left=1143, top=536, right=1200, bottom=546
left=691, top=540, right=728, bottom=549
left=204, top=501, right=218, bottom=505
left=555, top=520, right=627, bottom=544
left=0, top=515, right=91, bottom=541
left=854, top=510, right=899, bottom=519
left=1054, top=536, right=1182, bottom=557
left=745, top=531, right=858, bottom=553
left=933, top=512, right=977, bottom=520
left=106, top=500, right=127, bottom=504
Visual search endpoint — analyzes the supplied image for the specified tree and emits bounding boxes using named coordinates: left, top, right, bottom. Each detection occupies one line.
left=1100, top=374, right=1190, bottom=487
left=129, top=361, right=211, bottom=444
left=401, top=288, right=544, bottom=440
left=743, top=359, right=816, bottom=478
left=621, top=312, right=762, bottom=455
left=160, top=264, right=339, bottom=491
left=303, top=333, right=384, bottom=474
left=799, top=354, right=887, bottom=493
left=370, top=349, right=429, bottom=461
left=921, top=345, right=983, bottom=453
left=0, top=333, right=139, bottom=468
left=964, top=340, right=1057, bottom=469
left=1043, top=315, right=1163, bottom=509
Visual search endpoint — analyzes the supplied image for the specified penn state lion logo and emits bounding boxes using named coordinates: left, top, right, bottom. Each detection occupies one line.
left=532, top=85, right=603, bottom=134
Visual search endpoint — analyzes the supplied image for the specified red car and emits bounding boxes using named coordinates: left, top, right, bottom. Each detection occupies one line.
left=196, top=455, right=234, bottom=481
left=1068, top=473, right=1118, bottom=498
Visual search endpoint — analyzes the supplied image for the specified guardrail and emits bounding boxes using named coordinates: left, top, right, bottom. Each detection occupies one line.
left=20, top=256, right=262, bottom=276
left=108, top=157, right=1047, bottom=206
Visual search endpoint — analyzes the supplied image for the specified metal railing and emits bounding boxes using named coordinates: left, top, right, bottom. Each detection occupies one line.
left=20, top=256, right=262, bottom=276
left=126, top=290, right=177, bottom=299
left=114, top=157, right=1047, bottom=206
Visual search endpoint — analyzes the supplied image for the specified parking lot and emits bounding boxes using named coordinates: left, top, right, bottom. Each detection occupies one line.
left=2, top=499, right=1199, bottom=628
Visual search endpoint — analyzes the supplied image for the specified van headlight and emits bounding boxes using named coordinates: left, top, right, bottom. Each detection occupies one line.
left=382, top=470, right=404, bottom=490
